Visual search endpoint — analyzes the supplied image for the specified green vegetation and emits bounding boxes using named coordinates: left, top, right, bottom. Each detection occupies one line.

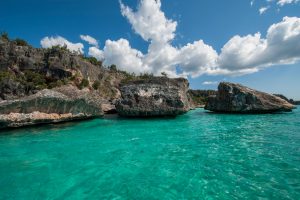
left=46, top=45, right=72, bottom=55
left=0, top=71, right=14, bottom=81
left=23, top=70, right=47, bottom=90
left=161, top=72, right=167, bottom=77
left=92, top=80, right=100, bottom=90
left=109, top=64, right=117, bottom=72
left=0, top=32, right=9, bottom=41
left=0, top=70, right=72, bottom=95
left=14, top=38, right=28, bottom=46
left=78, top=79, right=89, bottom=89
left=139, top=72, right=154, bottom=79
left=188, top=90, right=217, bottom=105
left=82, top=56, right=102, bottom=66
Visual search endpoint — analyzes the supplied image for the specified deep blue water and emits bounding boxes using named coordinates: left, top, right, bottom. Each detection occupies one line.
left=0, top=108, right=299, bottom=199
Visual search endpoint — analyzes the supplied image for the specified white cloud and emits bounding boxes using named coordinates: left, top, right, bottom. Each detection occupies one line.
left=88, top=46, right=104, bottom=60
left=120, top=0, right=177, bottom=44
left=218, top=17, right=300, bottom=74
left=176, top=40, right=218, bottom=77
left=277, top=0, right=299, bottom=6
left=103, top=38, right=147, bottom=74
left=259, top=6, right=269, bottom=15
left=114, top=0, right=217, bottom=77
left=80, top=35, right=99, bottom=47
left=40, top=36, right=84, bottom=54
left=41, top=1, right=300, bottom=79
left=202, top=81, right=219, bottom=85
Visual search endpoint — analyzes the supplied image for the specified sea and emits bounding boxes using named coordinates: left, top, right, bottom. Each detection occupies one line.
left=0, top=107, right=299, bottom=199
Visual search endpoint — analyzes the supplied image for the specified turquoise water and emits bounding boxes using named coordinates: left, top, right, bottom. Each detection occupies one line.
left=0, top=108, right=300, bottom=200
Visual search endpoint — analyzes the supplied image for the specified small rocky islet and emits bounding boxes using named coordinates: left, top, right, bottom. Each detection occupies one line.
left=0, top=35, right=297, bottom=129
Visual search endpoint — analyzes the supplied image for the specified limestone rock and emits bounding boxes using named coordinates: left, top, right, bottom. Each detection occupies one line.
left=205, top=82, right=295, bottom=113
left=0, top=88, right=103, bottom=128
left=116, top=77, right=192, bottom=117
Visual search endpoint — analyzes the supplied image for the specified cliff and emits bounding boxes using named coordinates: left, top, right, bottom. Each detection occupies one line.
left=0, top=35, right=126, bottom=101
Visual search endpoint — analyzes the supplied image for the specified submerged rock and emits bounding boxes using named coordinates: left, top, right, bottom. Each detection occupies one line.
left=116, top=77, right=192, bottom=117
left=205, top=82, right=295, bottom=113
left=0, top=88, right=103, bottom=128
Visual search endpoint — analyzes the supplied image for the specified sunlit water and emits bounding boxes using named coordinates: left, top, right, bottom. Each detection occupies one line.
left=0, top=108, right=299, bottom=199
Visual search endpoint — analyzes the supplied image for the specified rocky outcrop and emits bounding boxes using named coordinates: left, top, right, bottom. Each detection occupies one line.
left=116, top=77, right=192, bottom=117
left=0, top=37, right=126, bottom=101
left=0, top=88, right=103, bottom=128
left=273, top=94, right=299, bottom=105
left=205, top=82, right=295, bottom=113
left=188, top=90, right=217, bottom=108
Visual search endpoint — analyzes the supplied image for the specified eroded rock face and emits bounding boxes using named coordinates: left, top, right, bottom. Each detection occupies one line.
left=0, top=88, right=103, bottom=128
left=205, top=82, right=295, bottom=113
left=116, top=77, right=192, bottom=117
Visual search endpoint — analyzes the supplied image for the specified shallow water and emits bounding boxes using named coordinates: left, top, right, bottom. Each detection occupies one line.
left=0, top=108, right=299, bottom=199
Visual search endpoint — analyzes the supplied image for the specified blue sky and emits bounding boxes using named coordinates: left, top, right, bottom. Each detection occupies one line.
left=1, top=0, right=300, bottom=99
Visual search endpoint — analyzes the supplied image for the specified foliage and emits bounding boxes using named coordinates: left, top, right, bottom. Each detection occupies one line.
left=23, top=70, right=48, bottom=90
left=161, top=72, right=167, bottom=77
left=92, top=80, right=100, bottom=90
left=14, top=38, right=28, bottom=46
left=0, top=71, right=14, bottom=81
left=109, top=64, right=117, bottom=72
left=47, top=45, right=71, bottom=54
left=78, top=79, right=89, bottom=89
left=82, top=56, right=102, bottom=66
left=0, top=32, right=9, bottom=41
left=138, top=72, right=154, bottom=79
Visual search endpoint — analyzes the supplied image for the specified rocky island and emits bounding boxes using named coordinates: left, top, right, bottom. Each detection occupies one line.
left=0, top=34, right=297, bottom=128
left=205, top=82, right=295, bottom=113
left=116, top=77, right=192, bottom=117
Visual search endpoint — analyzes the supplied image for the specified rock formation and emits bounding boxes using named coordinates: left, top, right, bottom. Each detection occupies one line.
left=188, top=89, right=217, bottom=108
left=205, top=82, right=295, bottom=113
left=0, top=36, right=125, bottom=101
left=116, top=77, right=192, bottom=117
left=0, top=88, right=103, bottom=128
left=273, top=94, right=299, bottom=105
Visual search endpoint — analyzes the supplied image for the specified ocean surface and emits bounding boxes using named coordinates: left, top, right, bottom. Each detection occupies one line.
left=0, top=108, right=299, bottom=200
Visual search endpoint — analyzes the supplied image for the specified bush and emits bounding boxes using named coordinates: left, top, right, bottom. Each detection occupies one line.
left=14, top=38, right=28, bottom=46
left=109, top=64, right=117, bottom=72
left=138, top=72, right=154, bottom=80
left=92, top=80, right=100, bottom=90
left=161, top=72, right=167, bottom=77
left=82, top=56, right=102, bottom=66
left=48, top=80, right=63, bottom=89
left=0, top=71, right=14, bottom=81
left=0, top=32, right=9, bottom=41
left=79, top=79, right=89, bottom=89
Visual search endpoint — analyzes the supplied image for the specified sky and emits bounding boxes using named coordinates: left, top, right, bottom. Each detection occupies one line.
left=1, top=0, right=300, bottom=99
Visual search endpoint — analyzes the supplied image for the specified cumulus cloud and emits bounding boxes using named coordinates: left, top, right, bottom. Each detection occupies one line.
left=218, top=16, right=300, bottom=74
left=40, top=36, right=84, bottom=53
left=103, top=39, right=146, bottom=74
left=176, top=40, right=218, bottom=77
left=103, top=1, right=300, bottom=77
left=120, top=0, right=177, bottom=44
left=80, top=35, right=99, bottom=47
left=114, top=0, right=218, bottom=77
left=41, top=0, right=300, bottom=78
left=88, top=46, right=104, bottom=60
